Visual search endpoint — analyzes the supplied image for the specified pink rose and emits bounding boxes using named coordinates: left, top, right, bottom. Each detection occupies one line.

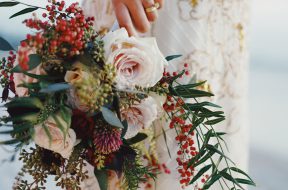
left=103, top=28, right=168, bottom=89
left=33, top=113, right=77, bottom=159
left=121, top=96, right=158, bottom=139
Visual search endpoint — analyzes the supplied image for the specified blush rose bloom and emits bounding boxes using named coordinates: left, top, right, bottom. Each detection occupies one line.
left=103, top=28, right=168, bottom=89
left=64, top=62, right=90, bottom=112
left=121, top=96, right=158, bottom=139
left=14, top=46, right=46, bottom=97
left=33, top=113, right=77, bottom=159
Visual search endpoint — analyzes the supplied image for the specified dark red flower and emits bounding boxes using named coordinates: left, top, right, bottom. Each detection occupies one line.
left=71, top=109, right=95, bottom=140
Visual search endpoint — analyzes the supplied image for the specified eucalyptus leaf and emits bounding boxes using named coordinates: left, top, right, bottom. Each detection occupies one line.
left=165, top=54, right=182, bottom=61
left=121, top=120, right=128, bottom=138
left=126, top=133, right=148, bottom=145
left=101, top=107, right=124, bottom=128
left=5, top=97, right=44, bottom=109
left=10, top=7, right=38, bottom=19
left=94, top=170, right=108, bottom=190
left=12, top=54, right=42, bottom=73
left=0, top=37, right=14, bottom=50
left=162, top=128, right=171, bottom=158
left=0, top=2, right=20, bottom=7
left=40, top=83, right=71, bottom=93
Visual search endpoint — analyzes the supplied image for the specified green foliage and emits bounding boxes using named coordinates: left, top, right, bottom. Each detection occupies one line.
left=0, top=37, right=14, bottom=50
left=165, top=75, right=255, bottom=189
left=165, top=54, right=182, bottom=61
left=122, top=159, right=156, bottom=190
left=0, top=2, right=19, bottom=7
left=125, top=133, right=148, bottom=145
left=40, top=83, right=71, bottom=93
left=94, top=170, right=108, bottom=190
left=101, top=107, right=124, bottom=129
left=10, top=7, right=39, bottom=19
left=12, top=54, right=42, bottom=73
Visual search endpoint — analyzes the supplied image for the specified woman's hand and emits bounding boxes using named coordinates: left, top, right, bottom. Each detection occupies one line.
left=112, top=0, right=164, bottom=36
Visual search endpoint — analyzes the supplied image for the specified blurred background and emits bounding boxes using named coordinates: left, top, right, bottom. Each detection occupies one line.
left=0, top=0, right=287, bottom=189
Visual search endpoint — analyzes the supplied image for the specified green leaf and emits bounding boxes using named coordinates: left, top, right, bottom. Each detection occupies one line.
left=121, top=120, right=128, bottom=138
left=202, top=174, right=222, bottom=189
left=165, top=54, right=182, bottom=61
left=40, top=83, right=71, bottom=93
left=189, top=164, right=212, bottom=185
left=52, top=114, right=67, bottom=140
left=204, top=118, right=225, bottom=125
left=5, top=97, right=44, bottom=109
left=101, top=107, right=124, bottom=128
left=167, top=70, right=185, bottom=83
left=170, top=87, right=214, bottom=98
left=198, top=111, right=225, bottom=118
left=0, top=2, right=19, bottom=7
left=205, top=144, right=235, bottom=165
left=162, top=128, right=171, bottom=158
left=0, top=123, right=31, bottom=134
left=10, top=7, right=38, bottom=19
left=0, top=135, right=30, bottom=145
left=194, top=148, right=217, bottom=167
left=174, top=81, right=207, bottom=90
left=3, top=113, right=38, bottom=123
left=60, top=106, right=72, bottom=127
left=94, top=170, right=108, bottom=190
left=126, top=133, right=148, bottom=145
left=12, top=54, right=42, bottom=73
left=0, top=37, right=14, bottom=50
left=234, top=178, right=256, bottom=186
left=229, top=167, right=255, bottom=183
left=186, top=102, right=222, bottom=109
left=187, top=147, right=206, bottom=168
left=42, top=123, right=53, bottom=146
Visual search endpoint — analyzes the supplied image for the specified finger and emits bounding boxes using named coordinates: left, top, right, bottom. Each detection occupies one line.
left=126, top=0, right=151, bottom=33
left=112, top=1, right=137, bottom=36
left=155, top=0, right=164, bottom=9
left=142, top=0, right=158, bottom=22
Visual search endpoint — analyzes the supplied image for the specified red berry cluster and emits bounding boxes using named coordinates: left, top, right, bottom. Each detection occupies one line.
left=163, top=63, right=190, bottom=77
left=144, top=156, right=171, bottom=189
left=19, top=0, right=95, bottom=70
left=0, top=51, right=16, bottom=87
left=163, top=95, right=210, bottom=189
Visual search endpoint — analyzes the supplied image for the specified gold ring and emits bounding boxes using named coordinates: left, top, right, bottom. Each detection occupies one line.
left=145, top=2, right=160, bottom=13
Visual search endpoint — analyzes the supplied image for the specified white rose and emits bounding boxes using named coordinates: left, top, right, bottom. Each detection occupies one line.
left=121, top=96, right=158, bottom=139
left=33, top=113, right=76, bottom=159
left=103, top=28, right=168, bottom=89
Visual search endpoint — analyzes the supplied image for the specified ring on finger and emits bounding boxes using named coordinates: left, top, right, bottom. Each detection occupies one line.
left=145, top=2, right=160, bottom=13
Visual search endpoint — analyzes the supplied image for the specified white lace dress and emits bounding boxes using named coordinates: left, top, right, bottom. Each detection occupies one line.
left=150, top=1, right=250, bottom=189
left=81, top=0, right=250, bottom=189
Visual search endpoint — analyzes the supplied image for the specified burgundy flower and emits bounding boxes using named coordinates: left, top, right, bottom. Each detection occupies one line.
left=93, top=127, right=122, bottom=155
left=71, top=109, right=95, bottom=139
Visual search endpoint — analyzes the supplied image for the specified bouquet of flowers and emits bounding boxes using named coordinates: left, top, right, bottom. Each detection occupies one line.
left=0, top=1, right=255, bottom=190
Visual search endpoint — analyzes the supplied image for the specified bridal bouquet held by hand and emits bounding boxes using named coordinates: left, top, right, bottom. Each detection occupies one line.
left=0, top=1, right=255, bottom=190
